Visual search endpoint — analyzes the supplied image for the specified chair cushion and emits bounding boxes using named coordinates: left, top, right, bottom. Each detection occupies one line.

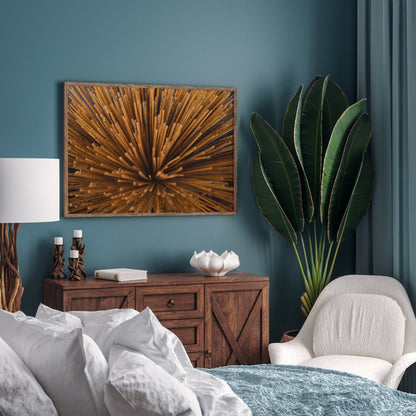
left=302, top=354, right=393, bottom=384
left=313, top=293, right=405, bottom=363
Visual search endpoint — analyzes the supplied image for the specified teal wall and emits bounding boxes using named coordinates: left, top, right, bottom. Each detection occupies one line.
left=0, top=0, right=356, bottom=340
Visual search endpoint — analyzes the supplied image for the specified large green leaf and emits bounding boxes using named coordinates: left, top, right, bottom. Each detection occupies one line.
left=251, top=113, right=304, bottom=232
left=282, top=85, right=303, bottom=155
left=321, top=99, right=367, bottom=226
left=336, top=153, right=375, bottom=241
left=322, top=79, right=349, bottom=150
left=282, top=85, right=314, bottom=222
left=251, top=152, right=297, bottom=243
left=327, top=114, right=373, bottom=241
left=299, top=75, right=329, bottom=219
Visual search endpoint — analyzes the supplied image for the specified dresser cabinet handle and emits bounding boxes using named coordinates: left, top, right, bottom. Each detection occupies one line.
left=167, top=299, right=175, bottom=308
left=204, top=349, right=212, bottom=358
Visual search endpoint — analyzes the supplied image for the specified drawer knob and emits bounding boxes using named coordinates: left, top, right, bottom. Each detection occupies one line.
left=167, top=299, right=175, bottom=308
left=204, top=349, right=212, bottom=358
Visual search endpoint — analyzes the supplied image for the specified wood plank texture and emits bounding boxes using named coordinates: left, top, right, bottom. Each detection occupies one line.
left=204, top=281, right=269, bottom=367
left=43, top=271, right=269, bottom=368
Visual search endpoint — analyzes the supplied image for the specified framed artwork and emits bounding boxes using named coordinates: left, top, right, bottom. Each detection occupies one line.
left=63, top=82, right=237, bottom=217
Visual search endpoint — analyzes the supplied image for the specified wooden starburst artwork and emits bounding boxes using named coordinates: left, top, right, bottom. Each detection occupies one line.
left=63, top=82, right=237, bottom=217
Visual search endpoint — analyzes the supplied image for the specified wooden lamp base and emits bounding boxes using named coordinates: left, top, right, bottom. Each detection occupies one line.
left=0, top=223, right=23, bottom=312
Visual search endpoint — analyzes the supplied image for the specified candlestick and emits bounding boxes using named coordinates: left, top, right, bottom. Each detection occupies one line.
left=71, top=233, right=86, bottom=278
left=50, top=239, right=66, bottom=279
left=68, top=250, right=82, bottom=281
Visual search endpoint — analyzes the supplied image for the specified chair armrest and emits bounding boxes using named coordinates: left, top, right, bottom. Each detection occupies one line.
left=383, top=352, right=416, bottom=389
left=268, top=339, right=312, bottom=365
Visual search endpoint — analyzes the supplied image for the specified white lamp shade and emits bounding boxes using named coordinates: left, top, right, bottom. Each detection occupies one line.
left=0, top=158, right=60, bottom=223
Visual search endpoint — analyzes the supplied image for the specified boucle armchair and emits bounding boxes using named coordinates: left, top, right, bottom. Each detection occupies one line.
left=269, top=275, right=416, bottom=389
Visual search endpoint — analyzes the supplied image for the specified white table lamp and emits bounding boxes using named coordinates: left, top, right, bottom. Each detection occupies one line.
left=0, top=158, right=60, bottom=312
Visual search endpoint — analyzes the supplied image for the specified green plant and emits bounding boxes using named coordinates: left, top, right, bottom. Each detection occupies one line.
left=251, top=75, right=375, bottom=316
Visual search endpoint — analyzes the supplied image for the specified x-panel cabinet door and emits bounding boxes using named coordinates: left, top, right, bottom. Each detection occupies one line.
left=204, top=281, right=269, bottom=368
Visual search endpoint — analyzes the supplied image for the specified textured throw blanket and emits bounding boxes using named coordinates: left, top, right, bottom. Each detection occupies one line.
left=206, top=364, right=416, bottom=416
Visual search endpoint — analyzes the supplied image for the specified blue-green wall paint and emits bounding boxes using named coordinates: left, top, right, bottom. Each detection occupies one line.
left=0, top=0, right=356, bottom=341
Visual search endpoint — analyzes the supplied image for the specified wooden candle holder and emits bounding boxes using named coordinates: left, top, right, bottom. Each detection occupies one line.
left=71, top=237, right=86, bottom=278
left=68, top=256, right=83, bottom=281
left=51, top=244, right=66, bottom=279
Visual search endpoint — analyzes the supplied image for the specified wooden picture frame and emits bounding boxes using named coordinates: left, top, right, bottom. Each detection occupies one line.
left=63, top=82, right=237, bottom=217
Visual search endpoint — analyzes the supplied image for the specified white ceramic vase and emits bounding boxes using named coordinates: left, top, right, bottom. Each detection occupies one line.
left=190, top=250, right=240, bottom=276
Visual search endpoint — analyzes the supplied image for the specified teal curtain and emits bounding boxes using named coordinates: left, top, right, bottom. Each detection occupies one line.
left=356, top=0, right=416, bottom=393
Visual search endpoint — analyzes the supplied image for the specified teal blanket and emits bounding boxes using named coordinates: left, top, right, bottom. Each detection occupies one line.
left=206, top=364, right=416, bottom=415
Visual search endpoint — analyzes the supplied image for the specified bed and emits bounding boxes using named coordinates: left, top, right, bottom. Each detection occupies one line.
left=1, top=305, right=416, bottom=416
left=208, top=364, right=416, bottom=415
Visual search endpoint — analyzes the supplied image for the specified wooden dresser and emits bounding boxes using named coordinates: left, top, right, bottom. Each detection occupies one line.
left=43, top=271, right=269, bottom=368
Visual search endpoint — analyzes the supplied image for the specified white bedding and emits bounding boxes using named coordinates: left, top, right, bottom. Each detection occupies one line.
left=0, top=309, right=109, bottom=416
left=0, top=336, right=57, bottom=416
left=105, top=345, right=202, bottom=416
left=183, top=366, right=252, bottom=416
left=32, top=304, right=252, bottom=416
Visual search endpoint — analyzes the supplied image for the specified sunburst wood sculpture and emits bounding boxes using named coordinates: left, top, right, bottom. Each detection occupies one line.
left=64, top=82, right=237, bottom=217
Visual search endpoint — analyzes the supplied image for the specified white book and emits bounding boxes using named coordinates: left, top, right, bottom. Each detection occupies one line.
left=94, top=268, right=147, bottom=281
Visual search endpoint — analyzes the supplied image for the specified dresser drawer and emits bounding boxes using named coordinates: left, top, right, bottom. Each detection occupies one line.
left=136, top=284, right=204, bottom=320
left=187, top=352, right=204, bottom=368
left=161, top=318, right=204, bottom=354
left=62, top=288, right=135, bottom=311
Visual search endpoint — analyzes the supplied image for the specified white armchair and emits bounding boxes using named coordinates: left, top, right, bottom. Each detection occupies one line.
left=269, top=274, right=416, bottom=389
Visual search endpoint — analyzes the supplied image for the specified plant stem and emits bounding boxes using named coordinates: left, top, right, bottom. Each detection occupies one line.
left=307, top=225, right=314, bottom=272
left=326, top=237, right=342, bottom=286
left=319, top=226, right=325, bottom=274
left=293, top=222, right=345, bottom=316
left=320, top=241, right=333, bottom=292
left=291, top=241, right=309, bottom=292
left=300, top=234, right=311, bottom=280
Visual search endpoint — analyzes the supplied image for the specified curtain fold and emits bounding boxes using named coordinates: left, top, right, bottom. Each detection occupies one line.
left=356, top=0, right=416, bottom=393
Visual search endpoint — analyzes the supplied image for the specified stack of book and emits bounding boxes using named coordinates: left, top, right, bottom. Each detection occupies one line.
left=94, top=268, right=147, bottom=282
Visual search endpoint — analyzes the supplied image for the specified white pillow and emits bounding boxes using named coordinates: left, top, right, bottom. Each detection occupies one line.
left=112, top=307, right=192, bottom=382
left=36, top=303, right=82, bottom=329
left=69, top=308, right=140, bottom=357
left=0, top=310, right=109, bottom=416
left=36, top=304, right=139, bottom=358
left=313, top=293, right=406, bottom=362
left=105, top=345, right=201, bottom=416
left=0, top=336, right=58, bottom=416
left=68, top=308, right=140, bottom=326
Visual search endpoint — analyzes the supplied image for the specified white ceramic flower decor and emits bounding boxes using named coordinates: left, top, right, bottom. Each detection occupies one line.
left=190, top=250, right=240, bottom=276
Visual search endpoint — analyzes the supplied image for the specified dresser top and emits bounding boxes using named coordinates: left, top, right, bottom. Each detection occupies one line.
left=44, top=271, right=268, bottom=289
